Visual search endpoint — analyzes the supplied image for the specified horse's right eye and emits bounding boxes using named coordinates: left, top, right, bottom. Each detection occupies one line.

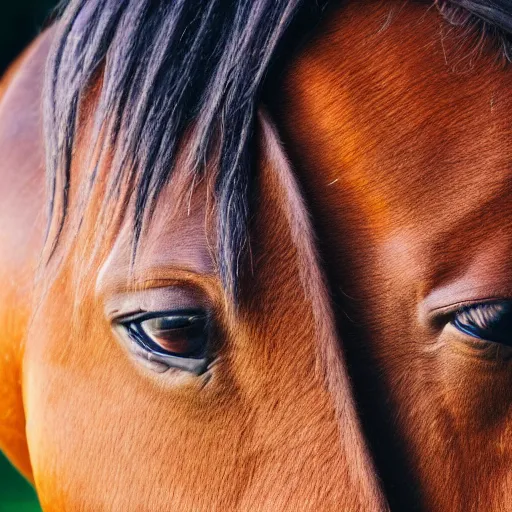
left=452, top=301, right=512, bottom=346
left=118, top=309, right=210, bottom=374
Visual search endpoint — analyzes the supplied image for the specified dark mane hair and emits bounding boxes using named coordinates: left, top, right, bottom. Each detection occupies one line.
left=45, top=0, right=324, bottom=296
left=44, top=0, right=512, bottom=297
left=437, top=0, right=512, bottom=59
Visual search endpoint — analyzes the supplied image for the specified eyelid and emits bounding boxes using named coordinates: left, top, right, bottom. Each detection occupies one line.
left=116, top=308, right=208, bottom=325
left=420, top=280, right=512, bottom=319
left=435, top=298, right=506, bottom=316
left=422, top=296, right=512, bottom=329
left=104, top=285, right=213, bottom=324
left=97, top=265, right=217, bottom=299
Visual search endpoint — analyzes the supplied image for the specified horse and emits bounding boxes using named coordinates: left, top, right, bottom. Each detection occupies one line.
left=0, top=0, right=511, bottom=510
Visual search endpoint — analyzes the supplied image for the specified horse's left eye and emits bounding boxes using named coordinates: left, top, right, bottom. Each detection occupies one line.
left=121, top=310, right=209, bottom=363
left=452, top=301, right=512, bottom=346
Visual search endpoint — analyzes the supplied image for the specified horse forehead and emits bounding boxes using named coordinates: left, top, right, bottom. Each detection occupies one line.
left=96, top=175, right=214, bottom=295
left=278, top=0, right=512, bottom=241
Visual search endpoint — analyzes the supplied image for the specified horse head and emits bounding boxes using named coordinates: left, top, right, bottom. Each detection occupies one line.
left=0, top=1, right=511, bottom=510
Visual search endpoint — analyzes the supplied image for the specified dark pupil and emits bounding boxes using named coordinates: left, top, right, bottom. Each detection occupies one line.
left=152, top=316, right=197, bottom=330
left=137, top=313, right=207, bottom=357
left=454, top=302, right=512, bottom=346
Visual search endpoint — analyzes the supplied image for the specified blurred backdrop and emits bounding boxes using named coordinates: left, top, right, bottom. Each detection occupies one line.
left=0, top=1, right=58, bottom=73
left=0, top=3, right=58, bottom=510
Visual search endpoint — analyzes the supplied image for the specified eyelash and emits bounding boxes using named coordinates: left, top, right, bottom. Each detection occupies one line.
left=451, top=301, right=512, bottom=346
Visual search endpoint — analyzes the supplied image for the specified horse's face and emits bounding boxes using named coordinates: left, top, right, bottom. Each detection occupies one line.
left=25, top=109, right=383, bottom=508
left=12, top=0, right=512, bottom=510
left=26, top=124, right=388, bottom=509
left=273, top=0, right=512, bottom=509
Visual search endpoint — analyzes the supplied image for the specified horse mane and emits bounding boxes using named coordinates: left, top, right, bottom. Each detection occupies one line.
left=437, top=1, right=512, bottom=60
left=44, top=0, right=512, bottom=298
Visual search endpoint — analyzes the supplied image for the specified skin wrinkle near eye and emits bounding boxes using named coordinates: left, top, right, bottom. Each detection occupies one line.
left=103, top=284, right=211, bottom=323
left=421, top=286, right=512, bottom=320
left=379, top=230, right=512, bottom=328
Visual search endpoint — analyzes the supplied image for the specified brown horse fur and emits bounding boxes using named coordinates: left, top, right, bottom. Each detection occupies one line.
left=1, top=1, right=512, bottom=510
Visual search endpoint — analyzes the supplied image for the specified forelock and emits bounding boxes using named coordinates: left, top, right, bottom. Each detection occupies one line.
left=43, top=0, right=512, bottom=300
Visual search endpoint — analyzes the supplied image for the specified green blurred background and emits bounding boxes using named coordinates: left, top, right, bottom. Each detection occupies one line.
left=0, top=3, right=58, bottom=510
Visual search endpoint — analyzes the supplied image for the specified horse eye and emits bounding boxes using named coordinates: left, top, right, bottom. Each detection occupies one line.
left=123, top=310, right=209, bottom=359
left=452, top=301, right=512, bottom=346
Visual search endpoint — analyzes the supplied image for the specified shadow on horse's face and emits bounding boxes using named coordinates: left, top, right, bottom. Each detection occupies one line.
left=271, top=1, right=512, bottom=509
left=8, top=0, right=512, bottom=510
